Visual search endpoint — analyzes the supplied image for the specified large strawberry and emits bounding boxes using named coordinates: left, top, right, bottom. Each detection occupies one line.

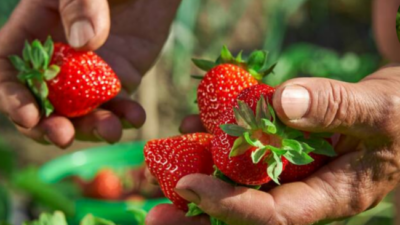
left=212, top=84, right=336, bottom=185
left=9, top=37, right=121, bottom=117
left=144, top=133, right=214, bottom=211
left=194, top=46, right=276, bottom=134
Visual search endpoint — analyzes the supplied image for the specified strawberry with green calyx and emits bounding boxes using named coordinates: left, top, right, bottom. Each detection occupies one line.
left=193, top=46, right=276, bottom=134
left=144, top=133, right=214, bottom=211
left=9, top=37, right=121, bottom=118
left=212, top=85, right=336, bottom=185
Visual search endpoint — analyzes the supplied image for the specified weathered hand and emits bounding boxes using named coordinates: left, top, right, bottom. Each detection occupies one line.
left=0, top=0, right=181, bottom=148
left=148, top=64, right=400, bottom=225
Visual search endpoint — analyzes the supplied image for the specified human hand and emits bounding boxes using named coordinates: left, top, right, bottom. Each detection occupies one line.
left=147, top=64, right=400, bottom=225
left=0, top=0, right=181, bottom=148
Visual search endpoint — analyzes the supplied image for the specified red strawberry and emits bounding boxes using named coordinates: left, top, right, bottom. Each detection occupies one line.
left=197, top=64, right=258, bottom=134
left=194, top=46, right=276, bottom=134
left=9, top=37, right=121, bottom=117
left=144, top=133, right=214, bottom=211
left=212, top=84, right=336, bottom=185
left=83, top=168, right=123, bottom=200
left=279, top=153, right=329, bottom=183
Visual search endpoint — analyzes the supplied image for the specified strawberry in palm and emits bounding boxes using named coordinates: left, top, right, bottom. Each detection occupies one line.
left=9, top=37, right=121, bottom=117
left=144, top=133, right=214, bottom=211
left=212, top=84, right=336, bottom=185
left=194, top=46, right=276, bottom=134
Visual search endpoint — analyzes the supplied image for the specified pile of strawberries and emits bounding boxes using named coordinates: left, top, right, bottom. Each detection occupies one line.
left=144, top=47, right=336, bottom=212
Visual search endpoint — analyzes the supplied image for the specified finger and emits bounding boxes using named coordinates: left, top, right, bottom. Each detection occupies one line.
left=96, top=49, right=143, bottom=94
left=72, top=109, right=122, bottom=143
left=179, top=115, right=207, bottom=134
left=0, top=74, right=40, bottom=128
left=17, top=115, right=75, bottom=149
left=101, top=96, right=146, bottom=129
left=176, top=148, right=395, bottom=225
left=272, top=77, right=390, bottom=138
left=59, top=0, right=110, bottom=50
left=146, top=204, right=210, bottom=225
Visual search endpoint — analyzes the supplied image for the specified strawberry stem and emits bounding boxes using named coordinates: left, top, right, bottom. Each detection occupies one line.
left=192, top=46, right=277, bottom=82
left=219, top=96, right=337, bottom=184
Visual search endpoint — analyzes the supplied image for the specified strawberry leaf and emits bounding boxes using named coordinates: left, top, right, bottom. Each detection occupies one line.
left=44, top=65, right=60, bottom=81
left=266, top=152, right=283, bottom=185
left=43, top=36, right=54, bottom=61
left=220, top=124, right=248, bottom=137
left=30, top=40, right=46, bottom=70
left=235, top=51, right=243, bottom=62
left=192, top=59, right=216, bottom=71
left=247, top=50, right=267, bottom=72
left=244, top=132, right=264, bottom=148
left=9, top=56, right=28, bottom=72
left=259, top=63, right=277, bottom=77
left=301, top=138, right=336, bottom=157
left=284, top=151, right=314, bottom=165
left=284, top=128, right=304, bottom=139
left=230, top=136, right=251, bottom=157
left=191, top=75, right=204, bottom=80
left=220, top=45, right=234, bottom=62
left=282, top=139, right=303, bottom=153
left=233, top=108, right=252, bottom=129
left=213, top=167, right=237, bottom=185
left=237, top=100, right=257, bottom=129
left=186, top=203, right=204, bottom=217
left=23, top=41, right=32, bottom=62
left=251, top=147, right=267, bottom=164
left=261, top=119, right=277, bottom=134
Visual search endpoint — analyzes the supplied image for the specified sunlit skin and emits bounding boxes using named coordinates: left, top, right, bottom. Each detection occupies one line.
left=1, top=0, right=400, bottom=224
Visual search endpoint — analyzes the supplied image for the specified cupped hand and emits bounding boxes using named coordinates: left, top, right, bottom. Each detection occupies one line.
left=148, top=64, right=400, bottom=225
left=0, top=0, right=181, bottom=148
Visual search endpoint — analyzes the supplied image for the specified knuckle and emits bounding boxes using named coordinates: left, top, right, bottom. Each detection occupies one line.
left=315, top=80, right=354, bottom=130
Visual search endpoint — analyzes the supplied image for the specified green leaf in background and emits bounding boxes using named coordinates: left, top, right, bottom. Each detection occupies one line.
left=11, top=168, right=75, bottom=216
left=23, top=211, right=67, bottom=225
left=126, top=206, right=147, bottom=225
left=80, top=214, right=116, bottom=225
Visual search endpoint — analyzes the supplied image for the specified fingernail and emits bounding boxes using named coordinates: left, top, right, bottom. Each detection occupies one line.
left=174, top=188, right=200, bottom=204
left=281, top=85, right=310, bottom=120
left=69, top=20, right=95, bottom=48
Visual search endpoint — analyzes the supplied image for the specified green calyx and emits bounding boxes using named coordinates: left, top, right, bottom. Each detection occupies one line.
left=220, top=97, right=336, bottom=184
left=8, top=36, right=58, bottom=117
left=192, top=46, right=277, bottom=82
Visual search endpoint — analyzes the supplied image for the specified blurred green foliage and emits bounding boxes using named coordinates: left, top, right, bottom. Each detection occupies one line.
left=397, top=7, right=400, bottom=42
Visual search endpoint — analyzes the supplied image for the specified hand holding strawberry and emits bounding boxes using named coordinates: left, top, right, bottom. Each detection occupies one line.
left=0, top=0, right=181, bottom=147
left=152, top=63, right=400, bottom=225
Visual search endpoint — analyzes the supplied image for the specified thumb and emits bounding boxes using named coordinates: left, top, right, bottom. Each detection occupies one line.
left=59, top=0, right=110, bottom=50
left=272, top=77, right=387, bottom=138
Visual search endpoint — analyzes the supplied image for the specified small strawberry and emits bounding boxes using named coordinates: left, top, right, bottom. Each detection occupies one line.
left=212, top=84, right=336, bottom=185
left=193, top=46, right=276, bottom=134
left=144, top=133, right=214, bottom=211
left=9, top=37, right=121, bottom=117
left=83, top=168, right=123, bottom=200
